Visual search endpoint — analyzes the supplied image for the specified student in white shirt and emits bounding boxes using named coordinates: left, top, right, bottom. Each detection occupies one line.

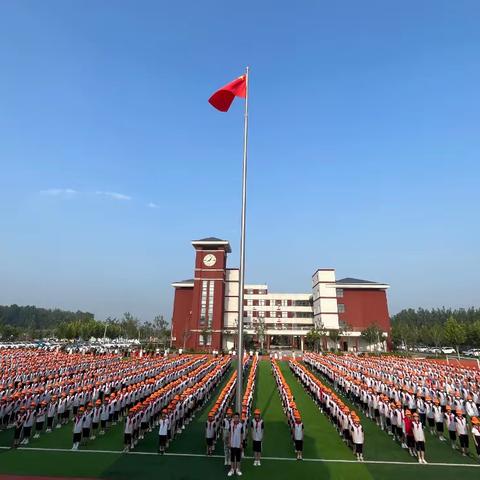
left=455, top=410, right=469, bottom=456
left=223, top=408, right=232, bottom=466
left=72, top=407, right=84, bottom=450
left=351, top=417, right=364, bottom=462
left=158, top=409, right=169, bottom=455
left=251, top=409, right=264, bottom=466
left=228, top=413, right=244, bottom=476
left=205, top=413, right=216, bottom=456
left=293, top=415, right=304, bottom=460
left=412, top=413, right=427, bottom=464
left=124, top=409, right=135, bottom=452
left=471, top=417, right=480, bottom=459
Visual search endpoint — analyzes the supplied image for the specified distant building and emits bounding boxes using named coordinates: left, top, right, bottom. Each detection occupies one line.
left=171, top=237, right=390, bottom=352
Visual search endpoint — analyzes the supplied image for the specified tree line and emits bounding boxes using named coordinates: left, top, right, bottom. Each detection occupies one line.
left=0, top=304, right=170, bottom=344
left=391, top=307, right=480, bottom=351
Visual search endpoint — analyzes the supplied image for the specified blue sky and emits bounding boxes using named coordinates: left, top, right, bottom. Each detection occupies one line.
left=1, top=1, right=479, bottom=322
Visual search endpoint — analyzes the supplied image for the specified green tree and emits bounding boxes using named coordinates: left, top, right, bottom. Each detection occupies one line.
left=328, top=329, right=341, bottom=352
left=361, top=324, right=383, bottom=352
left=443, top=316, right=466, bottom=356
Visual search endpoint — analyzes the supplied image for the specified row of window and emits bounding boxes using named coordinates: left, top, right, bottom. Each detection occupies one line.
left=243, top=311, right=313, bottom=319
left=244, top=299, right=311, bottom=307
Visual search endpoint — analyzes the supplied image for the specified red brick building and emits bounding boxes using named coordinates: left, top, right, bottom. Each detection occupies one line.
left=171, top=237, right=390, bottom=352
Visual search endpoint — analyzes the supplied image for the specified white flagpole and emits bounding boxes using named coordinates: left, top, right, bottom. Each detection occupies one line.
left=236, top=66, right=249, bottom=413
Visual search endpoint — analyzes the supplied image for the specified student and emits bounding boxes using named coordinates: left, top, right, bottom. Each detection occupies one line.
left=251, top=409, right=264, bottom=466
left=46, top=397, right=57, bottom=433
left=471, top=417, right=480, bottom=460
left=223, top=408, right=232, bottom=466
left=228, top=412, right=244, bottom=476
left=91, top=399, right=102, bottom=440
left=72, top=407, right=84, bottom=450
left=432, top=400, right=445, bottom=441
left=455, top=410, right=469, bottom=456
left=412, top=413, right=427, bottom=464
left=21, top=404, right=35, bottom=445
left=404, top=410, right=415, bottom=457
left=445, top=406, right=457, bottom=449
left=351, top=416, right=364, bottom=462
left=158, top=409, right=169, bottom=455
left=293, top=414, right=304, bottom=460
left=12, top=407, right=26, bottom=448
left=34, top=402, right=47, bottom=439
left=205, top=413, right=215, bottom=456
left=124, top=409, right=134, bottom=452
left=82, top=404, right=93, bottom=445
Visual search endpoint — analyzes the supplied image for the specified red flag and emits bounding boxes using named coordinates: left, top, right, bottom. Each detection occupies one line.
left=208, top=75, right=247, bottom=112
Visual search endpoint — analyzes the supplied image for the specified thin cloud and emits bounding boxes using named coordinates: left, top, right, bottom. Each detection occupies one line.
left=147, top=202, right=160, bottom=209
left=96, top=191, right=132, bottom=201
left=40, top=188, right=77, bottom=196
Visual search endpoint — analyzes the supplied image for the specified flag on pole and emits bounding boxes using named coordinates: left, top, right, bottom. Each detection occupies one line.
left=208, top=75, right=247, bottom=112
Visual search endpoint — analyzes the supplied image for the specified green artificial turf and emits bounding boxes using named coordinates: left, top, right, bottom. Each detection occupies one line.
left=0, top=359, right=478, bottom=480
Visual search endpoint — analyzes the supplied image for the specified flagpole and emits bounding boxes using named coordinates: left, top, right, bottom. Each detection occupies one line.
left=236, top=66, right=249, bottom=413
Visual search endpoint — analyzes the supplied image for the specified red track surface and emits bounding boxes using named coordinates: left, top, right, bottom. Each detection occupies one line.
left=427, top=358, right=480, bottom=369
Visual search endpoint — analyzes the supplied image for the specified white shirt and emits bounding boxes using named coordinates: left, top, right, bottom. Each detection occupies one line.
left=73, top=416, right=83, bottom=434
left=294, top=422, right=304, bottom=441
left=230, top=422, right=243, bottom=448
left=158, top=418, right=169, bottom=436
left=205, top=420, right=215, bottom=439
left=251, top=419, right=264, bottom=441
left=351, top=424, right=364, bottom=444
left=412, top=421, right=425, bottom=442
left=455, top=417, right=468, bottom=435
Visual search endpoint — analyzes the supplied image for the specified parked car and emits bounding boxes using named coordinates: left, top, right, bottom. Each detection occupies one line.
left=442, top=347, right=456, bottom=355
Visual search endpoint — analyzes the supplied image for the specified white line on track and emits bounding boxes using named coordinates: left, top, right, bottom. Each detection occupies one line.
left=0, top=446, right=479, bottom=467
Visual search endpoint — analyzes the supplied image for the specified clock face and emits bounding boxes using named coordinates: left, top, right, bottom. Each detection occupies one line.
left=203, top=254, right=217, bottom=267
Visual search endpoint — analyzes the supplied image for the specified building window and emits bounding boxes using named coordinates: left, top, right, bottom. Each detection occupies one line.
left=247, top=299, right=253, bottom=306
left=338, top=303, right=345, bottom=313
left=259, top=299, right=265, bottom=306
left=200, top=281, right=208, bottom=325
left=282, top=311, right=288, bottom=318
left=275, top=299, right=282, bottom=306
left=336, top=288, right=344, bottom=298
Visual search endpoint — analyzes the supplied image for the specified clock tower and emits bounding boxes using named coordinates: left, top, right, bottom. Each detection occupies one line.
left=171, top=237, right=231, bottom=351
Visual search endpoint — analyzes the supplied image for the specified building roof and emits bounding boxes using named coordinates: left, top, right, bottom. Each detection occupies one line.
left=335, top=277, right=389, bottom=289
left=193, top=236, right=227, bottom=242
left=171, top=279, right=194, bottom=288
left=191, top=237, right=231, bottom=253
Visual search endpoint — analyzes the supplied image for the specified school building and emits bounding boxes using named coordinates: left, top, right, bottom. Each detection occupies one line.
left=171, top=237, right=390, bottom=352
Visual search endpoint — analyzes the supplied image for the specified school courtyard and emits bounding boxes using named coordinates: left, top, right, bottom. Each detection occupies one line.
left=0, top=359, right=479, bottom=480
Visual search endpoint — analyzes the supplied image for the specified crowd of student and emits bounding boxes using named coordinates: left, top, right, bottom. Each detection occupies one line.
left=289, top=359, right=366, bottom=461
left=271, top=359, right=304, bottom=460
left=152, top=355, right=231, bottom=454
left=205, top=355, right=260, bottom=476
left=304, top=352, right=480, bottom=462
left=1, top=349, right=192, bottom=447
left=0, top=349, right=237, bottom=454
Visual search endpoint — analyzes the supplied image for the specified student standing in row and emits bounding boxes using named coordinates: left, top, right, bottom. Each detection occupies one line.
left=294, top=415, right=304, bottom=460
left=228, top=413, right=243, bottom=477
left=251, top=409, right=264, bottom=466
left=158, top=410, right=169, bottom=455
left=72, top=407, right=84, bottom=450
left=351, top=417, right=364, bottom=462
left=471, top=417, right=480, bottom=460
left=455, top=410, right=469, bottom=456
left=205, top=413, right=216, bottom=456
left=412, top=413, right=427, bottom=464
left=223, top=408, right=232, bottom=466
